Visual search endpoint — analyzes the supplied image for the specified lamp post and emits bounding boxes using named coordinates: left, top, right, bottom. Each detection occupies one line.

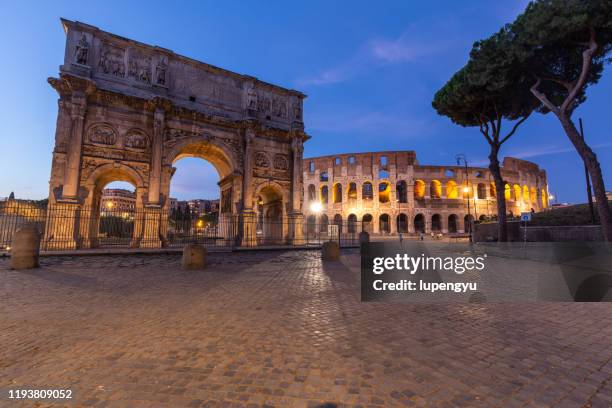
left=456, top=154, right=473, bottom=243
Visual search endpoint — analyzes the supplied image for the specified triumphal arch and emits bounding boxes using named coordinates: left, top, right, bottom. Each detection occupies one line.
left=45, top=19, right=308, bottom=249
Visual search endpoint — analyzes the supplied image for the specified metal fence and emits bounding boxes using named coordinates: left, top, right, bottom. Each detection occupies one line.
left=0, top=201, right=362, bottom=251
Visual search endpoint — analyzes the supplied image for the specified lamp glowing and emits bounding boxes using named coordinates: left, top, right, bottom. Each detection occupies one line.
left=463, top=187, right=470, bottom=193
left=310, top=201, right=323, bottom=213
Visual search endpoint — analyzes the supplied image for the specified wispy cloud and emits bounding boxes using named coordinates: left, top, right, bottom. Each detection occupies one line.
left=296, top=20, right=459, bottom=87
left=471, top=141, right=612, bottom=166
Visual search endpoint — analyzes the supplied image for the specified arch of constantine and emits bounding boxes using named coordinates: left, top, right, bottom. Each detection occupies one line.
left=44, top=19, right=308, bottom=249
left=303, top=152, right=549, bottom=235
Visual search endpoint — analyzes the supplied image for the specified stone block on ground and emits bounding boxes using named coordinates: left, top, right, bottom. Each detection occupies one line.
left=182, top=244, right=207, bottom=270
left=10, top=225, right=41, bottom=270
left=322, top=241, right=340, bottom=261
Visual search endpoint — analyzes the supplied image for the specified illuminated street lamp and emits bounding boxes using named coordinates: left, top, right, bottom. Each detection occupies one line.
left=310, top=201, right=322, bottom=213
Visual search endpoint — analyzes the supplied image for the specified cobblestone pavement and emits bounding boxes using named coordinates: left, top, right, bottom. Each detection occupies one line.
left=1, top=250, right=612, bottom=408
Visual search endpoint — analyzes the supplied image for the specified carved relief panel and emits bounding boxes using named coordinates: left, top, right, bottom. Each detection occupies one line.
left=98, top=43, right=126, bottom=78
left=88, top=124, right=117, bottom=146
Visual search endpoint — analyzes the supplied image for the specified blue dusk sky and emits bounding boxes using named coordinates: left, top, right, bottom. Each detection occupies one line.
left=0, top=1, right=610, bottom=202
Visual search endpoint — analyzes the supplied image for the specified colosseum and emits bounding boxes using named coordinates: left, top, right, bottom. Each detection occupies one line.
left=302, top=151, right=549, bottom=235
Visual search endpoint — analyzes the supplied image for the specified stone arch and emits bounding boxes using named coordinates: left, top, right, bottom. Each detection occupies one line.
left=430, top=180, right=442, bottom=199
left=379, top=214, right=390, bottom=234
left=379, top=181, right=391, bottom=203
left=332, top=183, right=343, bottom=203
left=164, top=134, right=236, bottom=179
left=505, top=183, right=511, bottom=200
left=333, top=213, right=343, bottom=233
left=431, top=214, right=442, bottom=232
left=490, top=182, right=497, bottom=198
left=396, top=213, right=408, bottom=233
left=513, top=184, right=522, bottom=202
left=530, top=187, right=537, bottom=204
left=321, top=185, right=329, bottom=204
left=464, top=214, right=474, bottom=233
left=362, top=182, right=373, bottom=200
left=446, top=180, right=458, bottom=199
left=477, top=183, right=487, bottom=199
left=396, top=180, right=408, bottom=203
left=320, top=214, right=329, bottom=233
left=81, top=162, right=146, bottom=248
left=347, top=214, right=358, bottom=233
left=414, top=180, right=425, bottom=200
left=348, top=182, right=357, bottom=200
left=254, top=181, right=287, bottom=245
left=306, top=214, right=317, bottom=235
left=448, top=214, right=458, bottom=233
left=414, top=213, right=425, bottom=233
left=362, top=213, right=373, bottom=233
left=541, top=188, right=548, bottom=208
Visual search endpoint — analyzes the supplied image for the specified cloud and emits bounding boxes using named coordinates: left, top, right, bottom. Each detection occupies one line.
left=296, top=20, right=459, bottom=87
left=470, top=141, right=612, bottom=166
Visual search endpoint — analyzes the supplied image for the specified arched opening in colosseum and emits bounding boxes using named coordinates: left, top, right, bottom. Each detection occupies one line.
left=379, top=155, right=389, bottom=179
left=348, top=182, right=357, bottom=200
left=505, top=184, right=511, bottom=200
left=513, top=184, right=522, bottom=202
left=83, top=163, right=144, bottom=249
left=306, top=214, right=316, bottom=235
left=319, top=214, right=328, bottom=233
left=523, top=185, right=530, bottom=203
left=257, top=185, right=284, bottom=245
left=320, top=171, right=329, bottom=182
left=396, top=181, right=408, bottom=203
left=446, top=180, right=458, bottom=199
left=530, top=187, right=537, bottom=204
left=321, top=185, right=329, bottom=204
left=477, top=183, right=487, bottom=199
left=362, top=182, right=373, bottom=201
left=430, top=180, right=442, bottom=199
left=479, top=214, right=487, bottom=222
left=414, top=214, right=425, bottom=233
left=378, top=181, right=391, bottom=203
left=448, top=214, right=458, bottom=233
left=307, top=184, right=316, bottom=201
left=444, top=169, right=455, bottom=178
left=362, top=214, right=373, bottom=233
left=431, top=214, right=442, bottom=232
left=414, top=180, right=426, bottom=200
left=333, top=214, right=343, bottom=233
left=348, top=214, right=357, bottom=233
left=396, top=213, right=408, bottom=233
left=464, top=214, right=474, bottom=233
left=379, top=214, right=391, bottom=234
left=490, top=182, right=496, bottom=198
left=332, top=183, right=343, bottom=204
left=541, top=189, right=548, bottom=208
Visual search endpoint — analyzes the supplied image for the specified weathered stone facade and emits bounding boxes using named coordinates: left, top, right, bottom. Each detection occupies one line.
left=45, top=19, right=308, bottom=249
left=303, top=152, right=549, bottom=235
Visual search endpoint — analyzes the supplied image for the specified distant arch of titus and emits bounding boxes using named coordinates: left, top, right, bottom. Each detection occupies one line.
left=303, top=152, right=549, bottom=235
left=45, top=19, right=307, bottom=249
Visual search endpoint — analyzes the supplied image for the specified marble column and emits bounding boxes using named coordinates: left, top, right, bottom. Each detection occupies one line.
left=61, top=93, right=87, bottom=200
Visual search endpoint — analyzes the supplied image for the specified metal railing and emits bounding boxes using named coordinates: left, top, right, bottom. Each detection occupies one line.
left=0, top=201, right=362, bottom=251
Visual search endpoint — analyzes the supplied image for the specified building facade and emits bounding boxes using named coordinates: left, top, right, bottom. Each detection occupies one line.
left=303, top=151, right=549, bottom=235
left=100, top=188, right=136, bottom=215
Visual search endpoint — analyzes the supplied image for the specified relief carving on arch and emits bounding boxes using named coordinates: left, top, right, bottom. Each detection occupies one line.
left=273, top=154, right=289, bottom=170
left=98, top=43, right=125, bottom=78
left=88, top=124, right=117, bottom=146
left=254, top=152, right=270, bottom=168
left=125, top=130, right=148, bottom=150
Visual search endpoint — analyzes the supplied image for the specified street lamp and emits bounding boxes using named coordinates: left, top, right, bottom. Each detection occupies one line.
left=456, top=154, right=473, bottom=243
left=310, top=201, right=322, bottom=213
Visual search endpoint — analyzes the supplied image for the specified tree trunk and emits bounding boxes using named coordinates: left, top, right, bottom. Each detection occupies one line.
left=488, top=145, right=508, bottom=242
left=558, top=114, right=612, bottom=241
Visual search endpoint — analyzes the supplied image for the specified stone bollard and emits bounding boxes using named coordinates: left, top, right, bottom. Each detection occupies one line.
left=359, top=231, right=370, bottom=246
left=182, top=244, right=207, bottom=270
left=321, top=241, right=340, bottom=261
left=10, top=225, right=41, bottom=270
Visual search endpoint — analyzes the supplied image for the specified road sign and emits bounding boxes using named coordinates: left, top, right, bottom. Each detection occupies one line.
left=520, top=212, right=532, bottom=222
